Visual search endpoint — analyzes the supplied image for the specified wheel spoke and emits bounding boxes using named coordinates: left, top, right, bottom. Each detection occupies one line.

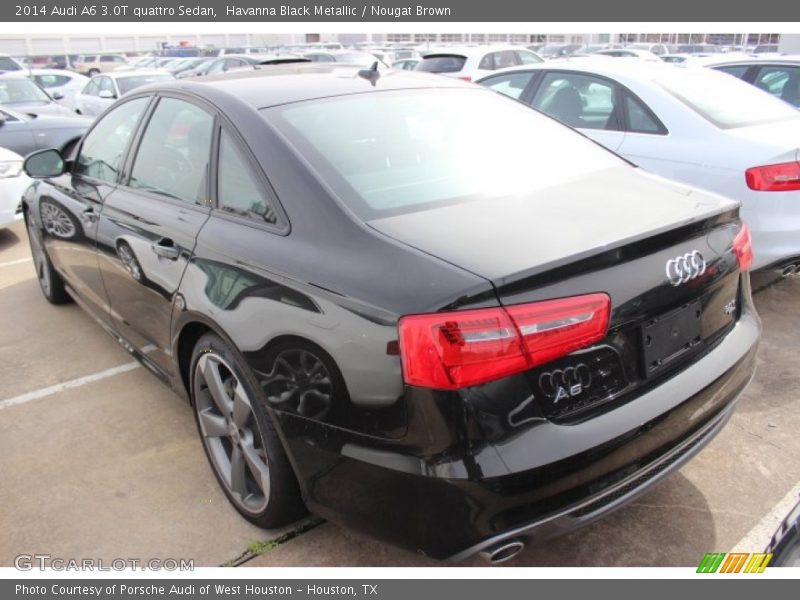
left=202, top=356, right=233, bottom=415
left=229, top=446, right=247, bottom=498
left=231, top=383, right=252, bottom=428
left=241, top=438, right=270, bottom=499
left=198, top=409, right=228, bottom=438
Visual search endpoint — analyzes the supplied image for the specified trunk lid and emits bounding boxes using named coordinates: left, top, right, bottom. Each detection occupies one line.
left=371, top=165, right=745, bottom=422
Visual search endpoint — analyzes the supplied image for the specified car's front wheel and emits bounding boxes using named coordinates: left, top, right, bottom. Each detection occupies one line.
left=190, top=332, right=306, bottom=528
left=26, top=212, right=71, bottom=304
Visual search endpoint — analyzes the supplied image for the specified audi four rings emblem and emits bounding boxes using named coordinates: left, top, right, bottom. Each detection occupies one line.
left=666, top=251, right=706, bottom=286
left=539, top=364, right=592, bottom=404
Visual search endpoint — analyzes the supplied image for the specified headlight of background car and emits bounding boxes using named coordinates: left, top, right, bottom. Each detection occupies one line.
left=0, top=160, right=23, bottom=178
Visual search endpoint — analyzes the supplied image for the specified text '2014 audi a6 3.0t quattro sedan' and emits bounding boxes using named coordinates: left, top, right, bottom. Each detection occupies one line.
left=20, top=65, right=760, bottom=562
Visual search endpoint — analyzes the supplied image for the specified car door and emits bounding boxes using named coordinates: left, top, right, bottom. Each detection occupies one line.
left=528, top=71, right=626, bottom=152
left=613, top=91, right=671, bottom=169
left=36, top=96, right=152, bottom=322
left=95, top=95, right=214, bottom=376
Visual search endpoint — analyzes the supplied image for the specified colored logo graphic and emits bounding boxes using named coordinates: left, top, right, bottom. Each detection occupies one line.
left=697, top=552, right=773, bottom=573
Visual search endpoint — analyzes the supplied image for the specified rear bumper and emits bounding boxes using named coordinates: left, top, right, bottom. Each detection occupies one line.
left=275, top=304, right=760, bottom=560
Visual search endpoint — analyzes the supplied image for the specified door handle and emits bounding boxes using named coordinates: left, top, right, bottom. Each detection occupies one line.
left=81, top=207, right=98, bottom=223
left=151, top=238, right=180, bottom=260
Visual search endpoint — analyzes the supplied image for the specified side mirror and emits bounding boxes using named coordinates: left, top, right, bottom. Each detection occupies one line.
left=98, top=90, right=116, bottom=99
left=0, top=113, right=6, bottom=126
left=51, top=91, right=65, bottom=100
left=24, top=149, right=66, bottom=178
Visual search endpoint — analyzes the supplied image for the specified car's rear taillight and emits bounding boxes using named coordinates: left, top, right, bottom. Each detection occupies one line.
left=460, top=76, right=472, bottom=82
left=733, top=222, right=754, bottom=272
left=745, top=161, right=800, bottom=191
left=398, top=294, right=610, bottom=390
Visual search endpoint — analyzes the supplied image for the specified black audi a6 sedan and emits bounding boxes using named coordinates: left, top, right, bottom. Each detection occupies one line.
left=21, top=65, right=760, bottom=562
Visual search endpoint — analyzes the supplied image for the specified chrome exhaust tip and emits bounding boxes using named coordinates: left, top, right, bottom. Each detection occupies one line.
left=781, top=264, right=798, bottom=278
left=479, top=539, right=525, bottom=564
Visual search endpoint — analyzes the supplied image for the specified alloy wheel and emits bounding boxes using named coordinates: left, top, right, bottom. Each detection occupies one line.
left=193, top=352, right=270, bottom=514
left=40, top=201, right=76, bottom=238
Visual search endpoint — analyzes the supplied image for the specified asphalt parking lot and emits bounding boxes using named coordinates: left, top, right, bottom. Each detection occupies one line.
left=1, top=217, right=799, bottom=568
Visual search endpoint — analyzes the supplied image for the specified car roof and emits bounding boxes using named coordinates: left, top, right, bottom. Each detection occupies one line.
left=139, top=63, right=470, bottom=110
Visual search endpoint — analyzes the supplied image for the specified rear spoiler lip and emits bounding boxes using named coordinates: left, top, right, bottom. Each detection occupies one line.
left=491, top=207, right=740, bottom=295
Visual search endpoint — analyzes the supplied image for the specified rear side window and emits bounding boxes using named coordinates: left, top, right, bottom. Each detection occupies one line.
left=416, top=55, right=466, bottom=73
left=478, top=51, right=518, bottom=71
left=74, top=97, right=149, bottom=183
left=82, top=79, right=99, bottom=95
left=217, top=130, right=277, bottom=224
left=516, top=50, right=543, bottom=65
left=129, top=98, right=214, bottom=204
left=624, top=94, right=666, bottom=134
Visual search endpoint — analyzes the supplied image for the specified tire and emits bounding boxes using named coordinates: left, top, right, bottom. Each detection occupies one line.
left=25, top=212, right=71, bottom=305
left=190, top=332, right=306, bottom=528
left=88, top=68, right=99, bottom=77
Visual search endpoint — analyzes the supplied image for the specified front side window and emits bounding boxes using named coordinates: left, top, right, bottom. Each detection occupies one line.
left=532, top=72, right=620, bottom=130
left=98, top=77, right=115, bottom=96
left=129, top=98, right=214, bottom=204
left=480, top=72, right=536, bottom=100
left=82, top=79, right=99, bottom=96
left=74, top=97, right=149, bottom=182
left=0, top=57, right=21, bottom=71
left=217, top=131, right=277, bottom=224
left=206, top=59, right=225, bottom=74
left=268, top=88, right=622, bottom=219
left=479, top=51, right=517, bottom=71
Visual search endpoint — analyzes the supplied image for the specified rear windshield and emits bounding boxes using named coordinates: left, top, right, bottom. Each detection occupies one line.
left=656, top=68, right=800, bottom=128
left=266, top=88, right=623, bottom=219
left=416, top=55, right=467, bottom=73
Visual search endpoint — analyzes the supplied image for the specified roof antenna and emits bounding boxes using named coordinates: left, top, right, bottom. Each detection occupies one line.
left=358, top=61, right=381, bottom=86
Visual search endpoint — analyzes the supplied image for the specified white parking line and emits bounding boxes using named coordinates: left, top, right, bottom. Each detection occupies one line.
left=0, top=257, right=32, bottom=268
left=0, top=362, right=141, bottom=411
left=731, top=482, right=800, bottom=553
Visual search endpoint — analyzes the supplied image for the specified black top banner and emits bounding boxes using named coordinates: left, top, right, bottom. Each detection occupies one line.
left=4, top=0, right=800, bottom=22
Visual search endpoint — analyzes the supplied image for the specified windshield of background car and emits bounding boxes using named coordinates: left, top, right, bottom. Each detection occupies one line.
left=656, top=68, right=800, bottom=128
left=416, top=55, right=467, bottom=73
left=116, top=74, right=173, bottom=95
left=267, top=87, right=624, bottom=219
left=0, top=78, right=51, bottom=104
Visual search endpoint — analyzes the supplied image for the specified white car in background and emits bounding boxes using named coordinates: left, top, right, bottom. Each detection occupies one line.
left=75, top=70, right=173, bottom=116
left=27, top=69, right=89, bottom=111
left=477, top=59, right=800, bottom=271
left=625, top=42, right=671, bottom=56
left=414, top=45, right=543, bottom=81
left=0, top=146, right=30, bottom=229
